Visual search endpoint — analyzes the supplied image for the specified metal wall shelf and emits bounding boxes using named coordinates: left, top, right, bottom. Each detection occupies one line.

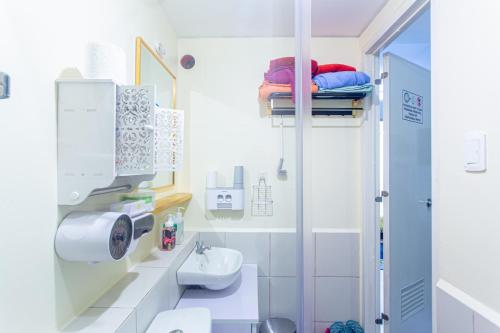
left=267, top=91, right=370, bottom=117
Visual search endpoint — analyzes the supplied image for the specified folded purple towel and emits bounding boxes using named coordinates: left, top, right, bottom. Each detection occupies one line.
left=313, top=71, right=371, bottom=90
left=264, top=68, right=294, bottom=85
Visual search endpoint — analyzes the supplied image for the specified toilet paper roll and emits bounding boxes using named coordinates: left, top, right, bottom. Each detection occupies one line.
left=207, top=171, right=217, bottom=189
left=84, top=42, right=127, bottom=85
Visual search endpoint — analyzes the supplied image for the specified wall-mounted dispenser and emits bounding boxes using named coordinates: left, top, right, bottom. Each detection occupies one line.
left=57, top=79, right=158, bottom=205
left=206, top=166, right=245, bottom=211
left=128, top=213, right=155, bottom=252
left=55, top=211, right=154, bottom=263
left=56, top=212, right=132, bottom=262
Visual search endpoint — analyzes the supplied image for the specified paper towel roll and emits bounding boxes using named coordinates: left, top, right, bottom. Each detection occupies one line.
left=207, top=171, right=217, bottom=189
left=84, top=42, right=127, bottom=85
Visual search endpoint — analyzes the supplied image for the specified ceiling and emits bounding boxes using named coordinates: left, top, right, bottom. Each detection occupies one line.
left=160, top=0, right=389, bottom=38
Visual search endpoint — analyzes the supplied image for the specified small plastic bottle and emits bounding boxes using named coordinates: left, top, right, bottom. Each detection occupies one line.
left=160, top=214, right=176, bottom=251
left=175, top=207, right=185, bottom=245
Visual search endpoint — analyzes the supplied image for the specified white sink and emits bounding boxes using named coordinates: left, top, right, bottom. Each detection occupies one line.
left=177, top=247, right=243, bottom=290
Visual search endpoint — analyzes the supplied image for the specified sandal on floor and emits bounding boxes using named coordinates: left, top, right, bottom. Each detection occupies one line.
left=346, top=320, right=364, bottom=333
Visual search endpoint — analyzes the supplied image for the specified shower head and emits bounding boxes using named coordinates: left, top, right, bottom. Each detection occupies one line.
left=277, top=158, right=287, bottom=178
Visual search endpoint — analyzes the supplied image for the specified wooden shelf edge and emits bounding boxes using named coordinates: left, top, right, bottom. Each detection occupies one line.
left=153, top=193, right=192, bottom=214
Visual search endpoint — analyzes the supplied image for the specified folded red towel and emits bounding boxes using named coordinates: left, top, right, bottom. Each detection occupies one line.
left=325, top=328, right=331, bottom=333
left=317, top=64, right=356, bottom=75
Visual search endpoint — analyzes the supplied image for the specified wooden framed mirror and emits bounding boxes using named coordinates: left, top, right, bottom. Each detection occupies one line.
left=135, top=36, right=176, bottom=190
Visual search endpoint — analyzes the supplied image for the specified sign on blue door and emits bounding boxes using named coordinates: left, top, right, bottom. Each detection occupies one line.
left=402, top=90, right=423, bottom=124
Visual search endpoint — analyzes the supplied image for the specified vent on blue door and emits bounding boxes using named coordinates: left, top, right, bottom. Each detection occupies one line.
left=401, top=278, right=425, bottom=321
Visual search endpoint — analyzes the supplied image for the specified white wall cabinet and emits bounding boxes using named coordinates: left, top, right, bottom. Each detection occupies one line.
left=57, top=79, right=156, bottom=205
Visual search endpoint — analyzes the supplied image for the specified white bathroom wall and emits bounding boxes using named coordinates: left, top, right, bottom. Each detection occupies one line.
left=176, top=37, right=363, bottom=230
left=432, top=0, right=500, bottom=329
left=0, top=1, right=177, bottom=331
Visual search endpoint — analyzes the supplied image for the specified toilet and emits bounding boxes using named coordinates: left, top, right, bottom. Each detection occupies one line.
left=146, top=307, right=211, bottom=333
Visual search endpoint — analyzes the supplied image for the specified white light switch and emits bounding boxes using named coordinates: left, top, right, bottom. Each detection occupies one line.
left=464, top=131, right=486, bottom=172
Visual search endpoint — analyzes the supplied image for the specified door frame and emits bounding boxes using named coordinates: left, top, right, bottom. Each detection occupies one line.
left=360, top=1, right=430, bottom=332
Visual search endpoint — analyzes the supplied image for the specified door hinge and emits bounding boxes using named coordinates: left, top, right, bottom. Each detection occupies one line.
left=375, top=72, right=388, bottom=85
left=375, top=190, right=389, bottom=203
left=375, top=313, right=390, bottom=325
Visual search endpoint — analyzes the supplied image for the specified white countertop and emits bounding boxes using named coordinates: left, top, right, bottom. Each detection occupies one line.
left=61, top=307, right=135, bottom=333
left=136, top=231, right=198, bottom=269
left=62, top=232, right=199, bottom=332
left=176, top=264, right=259, bottom=324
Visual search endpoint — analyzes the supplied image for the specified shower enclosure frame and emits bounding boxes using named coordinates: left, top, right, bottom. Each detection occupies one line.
left=294, top=0, right=314, bottom=332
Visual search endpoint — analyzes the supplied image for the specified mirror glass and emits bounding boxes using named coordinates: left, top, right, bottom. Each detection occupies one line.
left=136, top=37, right=176, bottom=189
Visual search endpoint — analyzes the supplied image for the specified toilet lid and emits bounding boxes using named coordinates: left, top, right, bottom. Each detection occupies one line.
left=146, top=307, right=211, bottom=333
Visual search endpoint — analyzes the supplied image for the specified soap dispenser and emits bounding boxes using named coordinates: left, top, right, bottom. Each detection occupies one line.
left=175, top=207, right=185, bottom=245
left=160, top=214, right=176, bottom=251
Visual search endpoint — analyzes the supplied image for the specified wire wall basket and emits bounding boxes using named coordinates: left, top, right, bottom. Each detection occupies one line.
left=252, top=176, right=273, bottom=216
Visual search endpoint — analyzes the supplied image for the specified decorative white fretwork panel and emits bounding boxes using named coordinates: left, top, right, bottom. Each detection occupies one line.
left=116, top=86, right=155, bottom=175
left=155, top=108, right=184, bottom=171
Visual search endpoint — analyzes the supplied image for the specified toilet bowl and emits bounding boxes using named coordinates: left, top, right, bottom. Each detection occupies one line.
left=146, top=307, right=211, bottom=333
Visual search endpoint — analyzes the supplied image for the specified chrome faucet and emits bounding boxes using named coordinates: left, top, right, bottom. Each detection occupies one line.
left=195, top=241, right=211, bottom=254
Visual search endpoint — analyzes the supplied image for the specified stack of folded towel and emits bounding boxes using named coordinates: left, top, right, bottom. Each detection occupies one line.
left=258, top=57, right=372, bottom=102
left=259, top=57, right=319, bottom=101
left=326, top=320, right=364, bottom=333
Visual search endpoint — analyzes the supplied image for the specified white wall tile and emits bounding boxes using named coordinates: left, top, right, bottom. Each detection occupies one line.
left=200, top=232, right=226, bottom=247
left=62, top=308, right=136, bottom=333
left=136, top=270, right=169, bottom=333
left=92, top=267, right=165, bottom=308
left=270, top=233, right=296, bottom=277
left=436, top=288, right=473, bottom=333
left=270, top=277, right=296, bottom=322
left=315, top=277, right=360, bottom=322
left=315, top=322, right=330, bottom=333
left=474, top=313, right=500, bottom=333
left=117, top=310, right=137, bottom=333
left=226, top=232, right=270, bottom=276
left=315, top=233, right=359, bottom=277
left=258, top=277, right=270, bottom=323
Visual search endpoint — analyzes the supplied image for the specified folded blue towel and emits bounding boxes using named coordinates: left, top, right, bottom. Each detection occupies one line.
left=330, top=321, right=347, bottom=333
left=319, top=83, right=373, bottom=93
left=313, top=71, right=371, bottom=90
left=346, top=320, right=364, bottom=333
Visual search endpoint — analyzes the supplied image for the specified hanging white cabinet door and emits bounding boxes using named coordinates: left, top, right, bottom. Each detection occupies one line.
left=116, top=85, right=156, bottom=176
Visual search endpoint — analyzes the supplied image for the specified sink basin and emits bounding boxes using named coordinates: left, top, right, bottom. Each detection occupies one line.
left=177, top=247, right=243, bottom=290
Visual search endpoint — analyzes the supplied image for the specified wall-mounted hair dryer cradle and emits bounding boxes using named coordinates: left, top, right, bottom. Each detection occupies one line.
left=206, top=166, right=245, bottom=211
left=57, top=79, right=162, bottom=205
